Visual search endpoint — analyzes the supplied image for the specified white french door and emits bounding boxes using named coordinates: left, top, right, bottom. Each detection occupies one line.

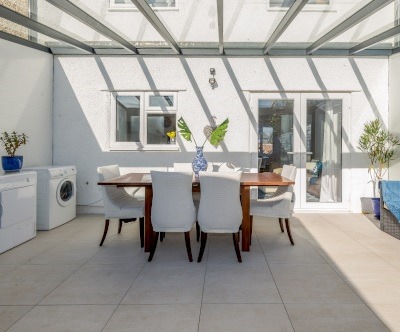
left=253, top=93, right=350, bottom=210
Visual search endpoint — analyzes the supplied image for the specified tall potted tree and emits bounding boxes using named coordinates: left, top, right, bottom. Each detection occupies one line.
left=358, top=119, right=399, bottom=219
left=0, top=131, right=28, bottom=172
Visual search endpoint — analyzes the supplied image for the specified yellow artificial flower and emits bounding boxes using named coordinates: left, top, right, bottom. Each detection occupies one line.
left=167, top=131, right=176, bottom=138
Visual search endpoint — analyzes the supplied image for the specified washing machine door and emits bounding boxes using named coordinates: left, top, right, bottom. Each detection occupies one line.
left=56, top=178, right=74, bottom=207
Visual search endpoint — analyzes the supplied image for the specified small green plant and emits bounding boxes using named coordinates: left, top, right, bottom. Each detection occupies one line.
left=177, top=116, right=229, bottom=148
left=0, top=131, right=29, bottom=157
left=358, top=119, right=399, bottom=197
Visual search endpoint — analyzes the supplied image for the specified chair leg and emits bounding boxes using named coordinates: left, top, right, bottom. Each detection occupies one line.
left=184, top=231, right=193, bottom=262
left=197, top=232, right=207, bottom=262
left=99, top=219, right=110, bottom=246
left=160, top=232, right=165, bottom=242
left=139, top=217, right=144, bottom=248
left=148, top=232, right=159, bottom=262
left=285, top=218, right=294, bottom=245
left=196, top=222, right=200, bottom=242
left=279, top=218, right=284, bottom=233
left=118, top=219, right=123, bottom=234
left=232, top=232, right=242, bottom=263
left=250, top=215, right=253, bottom=245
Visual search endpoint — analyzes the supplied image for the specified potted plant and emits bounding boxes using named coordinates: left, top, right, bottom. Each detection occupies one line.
left=0, top=131, right=28, bottom=172
left=178, top=116, right=229, bottom=175
left=358, top=119, right=399, bottom=219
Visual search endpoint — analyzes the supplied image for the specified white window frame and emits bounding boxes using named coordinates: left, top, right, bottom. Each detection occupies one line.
left=145, top=91, right=178, bottom=111
left=267, top=0, right=334, bottom=12
left=109, top=0, right=179, bottom=12
left=110, top=91, right=179, bottom=151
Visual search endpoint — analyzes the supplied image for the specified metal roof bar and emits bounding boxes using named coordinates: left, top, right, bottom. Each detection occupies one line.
left=0, top=4, right=94, bottom=53
left=217, top=0, right=224, bottom=55
left=262, top=0, right=309, bottom=55
left=45, top=0, right=137, bottom=54
left=350, top=25, right=400, bottom=54
left=130, top=0, right=181, bottom=54
left=306, top=0, right=394, bottom=54
left=0, top=30, right=52, bottom=53
left=392, top=46, right=400, bottom=54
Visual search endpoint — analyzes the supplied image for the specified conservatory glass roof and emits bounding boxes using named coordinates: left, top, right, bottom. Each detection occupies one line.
left=0, top=0, right=399, bottom=56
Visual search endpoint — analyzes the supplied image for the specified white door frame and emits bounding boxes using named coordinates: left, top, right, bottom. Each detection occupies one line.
left=252, top=92, right=351, bottom=211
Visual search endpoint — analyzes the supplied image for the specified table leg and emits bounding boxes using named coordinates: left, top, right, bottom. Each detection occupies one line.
left=144, top=186, right=153, bottom=252
left=241, top=185, right=250, bottom=251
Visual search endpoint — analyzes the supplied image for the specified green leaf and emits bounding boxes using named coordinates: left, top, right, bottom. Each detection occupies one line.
left=177, top=117, right=192, bottom=142
left=209, top=118, right=229, bottom=148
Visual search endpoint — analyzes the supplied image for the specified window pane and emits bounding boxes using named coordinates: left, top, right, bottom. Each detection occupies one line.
left=270, top=0, right=329, bottom=7
left=306, top=100, right=342, bottom=203
left=114, top=0, right=176, bottom=7
left=147, top=115, right=176, bottom=144
left=116, top=96, right=140, bottom=142
left=149, top=95, right=174, bottom=108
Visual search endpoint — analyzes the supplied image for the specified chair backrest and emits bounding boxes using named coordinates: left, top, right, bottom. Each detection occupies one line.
left=97, top=165, right=139, bottom=216
left=281, top=164, right=297, bottom=182
left=150, top=171, right=196, bottom=231
left=197, top=172, right=242, bottom=233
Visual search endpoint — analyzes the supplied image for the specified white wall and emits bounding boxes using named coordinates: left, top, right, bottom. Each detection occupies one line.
left=389, top=53, right=400, bottom=180
left=52, top=56, right=388, bottom=213
left=0, top=39, right=53, bottom=168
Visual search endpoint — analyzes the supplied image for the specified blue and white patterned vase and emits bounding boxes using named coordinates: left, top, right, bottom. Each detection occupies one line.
left=192, top=146, right=208, bottom=176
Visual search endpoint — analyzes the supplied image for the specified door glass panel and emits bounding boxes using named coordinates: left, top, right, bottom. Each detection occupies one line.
left=306, top=100, right=342, bottom=203
left=258, top=99, right=294, bottom=173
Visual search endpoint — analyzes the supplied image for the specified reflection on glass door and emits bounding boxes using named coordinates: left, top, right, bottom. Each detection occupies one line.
left=255, top=93, right=350, bottom=210
left=305, top=100, right=342, bottom=203
left=258, top=99, right=294, bottom=173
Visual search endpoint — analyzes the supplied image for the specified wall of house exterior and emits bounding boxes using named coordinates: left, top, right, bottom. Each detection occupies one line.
left=53, top=55, right=388, bottom=213
left=0, top=39, right=53, bottom=168
left=389, top=53, right=400, bottom=181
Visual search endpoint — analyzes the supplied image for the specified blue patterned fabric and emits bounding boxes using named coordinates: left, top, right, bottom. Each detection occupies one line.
left=381, top=181, right=400, bottom=222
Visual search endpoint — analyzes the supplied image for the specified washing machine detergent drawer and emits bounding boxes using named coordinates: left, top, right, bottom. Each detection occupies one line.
left=0, top=185, right=36, bottom=228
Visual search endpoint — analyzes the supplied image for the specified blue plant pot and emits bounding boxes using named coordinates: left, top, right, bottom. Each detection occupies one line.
left=192, top=146, right=208, bottom=176
left=371, top=197, right=380, bottom=220
left=1, top=156, right=23, bottom=173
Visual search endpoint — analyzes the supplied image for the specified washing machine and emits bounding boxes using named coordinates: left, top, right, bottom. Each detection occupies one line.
left=24, top=166, right=76, bottom=230
left=0, top=171, right=37, bottom=253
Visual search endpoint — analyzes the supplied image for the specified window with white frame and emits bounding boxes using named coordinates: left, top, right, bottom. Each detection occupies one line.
left=110, top=0, right=177, bottom=9
left=110, top=92, right=177, bottom=150
left=270, top=0, right=329, bottom=8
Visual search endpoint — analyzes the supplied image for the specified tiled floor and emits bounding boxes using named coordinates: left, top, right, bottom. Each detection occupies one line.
left=0, top=213, right=399, bottom=331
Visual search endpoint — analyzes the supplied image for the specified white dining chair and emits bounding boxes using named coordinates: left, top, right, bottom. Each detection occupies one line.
left=197, top=172, right=243, bottom=262
left=172, top=163, right=203, bottom=241
left=97, top=165, right=145, bottom=247
left=148, top=171, right=197, bottom=262
left=250, top=164, right=297, bottom=245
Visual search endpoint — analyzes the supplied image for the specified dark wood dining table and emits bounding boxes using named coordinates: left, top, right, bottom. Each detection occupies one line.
left=98, top=172, right=294, bottom=252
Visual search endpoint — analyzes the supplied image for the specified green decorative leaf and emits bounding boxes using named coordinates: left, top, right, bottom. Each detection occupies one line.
left=209, top=118, right=229, bottom=148
left=177, top=117, right=192, bottom=142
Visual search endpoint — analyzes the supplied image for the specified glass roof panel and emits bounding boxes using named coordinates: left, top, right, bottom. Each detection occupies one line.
left=71, top=0, right=169, bottom=48
left=31, top=0, right=120, bottom=48
left=145, top=0, right=218, bottom=44
left=1, top=0, right=398, bottom=54
left=224, top=0, right=285, bottom=46
left=273, top=0, right=373, bottom=49
left=326, top=2, right=396, bottom=49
